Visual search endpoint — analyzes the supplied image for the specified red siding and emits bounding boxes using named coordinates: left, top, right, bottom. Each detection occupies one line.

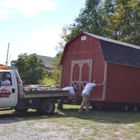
left=61, top=33, right=105, bottom=99
left=106, top=63, right=140, bottom=103
left=72, top=64, right=80, bottom=81
left=82, top=63, right=90, bottom=81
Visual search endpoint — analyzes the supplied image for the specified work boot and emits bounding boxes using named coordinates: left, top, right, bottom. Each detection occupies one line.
left=78, top=110, right=84, bottom=114
left=85, top=110, right=92, bottom=113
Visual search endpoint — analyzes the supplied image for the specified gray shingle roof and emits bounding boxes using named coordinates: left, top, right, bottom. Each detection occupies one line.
left=84, top=32, right=140, bottom=50
left=100, top=40, right=140, bottom=68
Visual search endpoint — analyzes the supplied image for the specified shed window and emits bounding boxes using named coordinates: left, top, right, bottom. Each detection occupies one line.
left=81, top=36, right=87, bottom=41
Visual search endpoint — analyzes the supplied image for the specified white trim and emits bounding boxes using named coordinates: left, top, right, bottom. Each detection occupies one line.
left=70, top=59, right=92, bottom=94
left=102, top=62, right=107, bottom=100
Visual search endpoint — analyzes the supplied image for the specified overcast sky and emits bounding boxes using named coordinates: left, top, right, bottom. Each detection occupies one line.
left=0, top=0, right=85, bottom=65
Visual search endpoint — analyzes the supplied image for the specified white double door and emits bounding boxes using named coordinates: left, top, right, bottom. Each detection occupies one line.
left=70, top=59, right=92, bottom=95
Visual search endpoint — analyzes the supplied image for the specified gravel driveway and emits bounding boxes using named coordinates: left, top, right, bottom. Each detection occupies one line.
left=0, top=110, right=83, bottom=140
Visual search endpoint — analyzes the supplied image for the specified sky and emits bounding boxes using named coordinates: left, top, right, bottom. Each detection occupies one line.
left=0, top=0, right=86, bottom=65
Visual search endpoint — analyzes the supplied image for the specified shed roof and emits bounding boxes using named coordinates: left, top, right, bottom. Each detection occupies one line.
left=60, top=32, right=140, bottom=68
left=84, top=32, right=140, bottom=50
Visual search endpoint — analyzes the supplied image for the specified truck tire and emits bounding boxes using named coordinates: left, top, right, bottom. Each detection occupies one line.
left=40, top=99, right=55, bottom=115
left=122, top=105, right=129, bottom=112
left=132, top=105, right=138, bottom=112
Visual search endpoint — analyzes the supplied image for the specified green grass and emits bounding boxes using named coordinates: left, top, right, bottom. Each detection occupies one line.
left=56, top=105, right=140, bottom=139
left=0, top=105, right=140, bottom=140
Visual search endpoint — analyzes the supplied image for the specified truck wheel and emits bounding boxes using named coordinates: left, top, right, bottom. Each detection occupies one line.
left=132, top=106, right=138, bottom=112
left=40, top=99, right=55, bottom=115
left=122, top=105, right=129, bottom=112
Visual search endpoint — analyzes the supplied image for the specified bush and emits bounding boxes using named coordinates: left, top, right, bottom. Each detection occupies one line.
left=39, top=77, right=56, bottom=86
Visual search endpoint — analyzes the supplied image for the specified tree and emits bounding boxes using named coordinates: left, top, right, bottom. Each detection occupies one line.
left=110, top=0, right=140, bottom=45
left=74, top=0, right=102, bottom=34
left=11, top=53, right=47, bottom=84
left=52, top=52, right=62, bottom=84
left=100, top=0, right=116, bottom=37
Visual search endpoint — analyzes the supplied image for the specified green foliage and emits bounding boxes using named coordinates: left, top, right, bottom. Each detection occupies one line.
left=38, top=76, right=56, bottom=86
left=109, top=0, right=140, bottom=45
left=52, top=52, right=62, bottom=85
left=11, top=53, right=47, bottom=85
left=100, top=0, right=116, bottom=37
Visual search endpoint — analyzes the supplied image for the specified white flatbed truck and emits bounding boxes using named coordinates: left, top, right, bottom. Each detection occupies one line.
left=0, top=66, right=69, bottom=115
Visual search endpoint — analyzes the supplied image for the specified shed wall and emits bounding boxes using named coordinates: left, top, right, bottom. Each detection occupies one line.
left=106, top=63, right=140, bottom=103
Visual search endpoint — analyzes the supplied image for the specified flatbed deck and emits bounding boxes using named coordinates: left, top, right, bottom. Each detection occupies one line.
left=23, top=89, right=69, bottom=98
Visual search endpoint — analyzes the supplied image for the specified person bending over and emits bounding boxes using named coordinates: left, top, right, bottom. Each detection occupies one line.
left=62, top=86, right=77, bottom=97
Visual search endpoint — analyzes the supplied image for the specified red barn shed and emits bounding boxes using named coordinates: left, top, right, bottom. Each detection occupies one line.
left=60, top=32, right=140, bottom=111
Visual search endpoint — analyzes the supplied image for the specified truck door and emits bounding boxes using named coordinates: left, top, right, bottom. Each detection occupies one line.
left=0, top=72, right=18, bottom=107
left=70, top=59, right=92, bottom=96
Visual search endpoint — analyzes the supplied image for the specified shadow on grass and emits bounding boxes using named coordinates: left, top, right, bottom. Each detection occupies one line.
left=56, top=107, right=140, bottom=124
left=0, top=107, right=140, bottom=125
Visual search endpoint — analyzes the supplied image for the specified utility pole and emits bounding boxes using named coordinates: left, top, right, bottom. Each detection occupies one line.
left=5, top=43, right=10, bottom=66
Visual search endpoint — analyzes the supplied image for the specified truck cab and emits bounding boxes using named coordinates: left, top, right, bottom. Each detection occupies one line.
left=0, top=66, right=23, bottom=108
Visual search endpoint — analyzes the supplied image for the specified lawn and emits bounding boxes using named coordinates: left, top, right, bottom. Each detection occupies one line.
left=0, top=105, right=140, bottom=140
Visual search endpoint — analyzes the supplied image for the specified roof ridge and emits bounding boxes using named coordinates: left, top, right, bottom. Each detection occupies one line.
left=83, top=32, right=140, bottom=50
